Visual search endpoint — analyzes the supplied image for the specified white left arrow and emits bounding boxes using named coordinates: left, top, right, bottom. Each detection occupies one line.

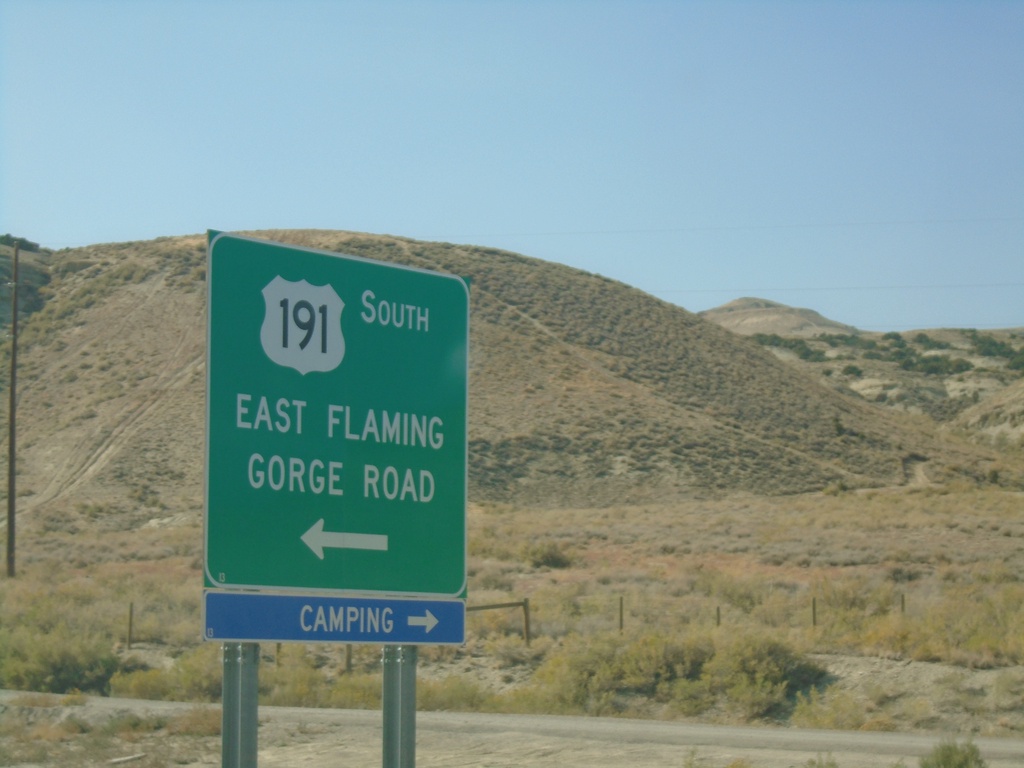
left=301, top=519, right=389, bottom=560
left=408, top=610, right=438, bottom=633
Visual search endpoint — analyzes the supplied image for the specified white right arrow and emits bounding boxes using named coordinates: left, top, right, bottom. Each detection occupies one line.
left=301, top=519, right=389, bottom=560
left=408, top=610, right=439, bottom=633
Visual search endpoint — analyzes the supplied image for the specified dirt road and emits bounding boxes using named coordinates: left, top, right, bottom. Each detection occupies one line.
left=6, top=691, right=1022, bottom=768
left=257, top=707, right=1024, bottom=767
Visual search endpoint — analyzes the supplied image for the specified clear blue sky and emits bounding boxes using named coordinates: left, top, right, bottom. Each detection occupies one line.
left=2, top=1, right=1022, bottom=331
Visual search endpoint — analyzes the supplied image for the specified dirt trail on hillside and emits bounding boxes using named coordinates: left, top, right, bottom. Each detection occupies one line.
left=48, top=349, right=203, bottom=502
left=20, top=275, right=205, bottom=514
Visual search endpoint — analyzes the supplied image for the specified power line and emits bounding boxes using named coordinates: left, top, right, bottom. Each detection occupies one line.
left=654, top=282, right=1024, bottom=295
left=455, top=216, right=1024, bottom=240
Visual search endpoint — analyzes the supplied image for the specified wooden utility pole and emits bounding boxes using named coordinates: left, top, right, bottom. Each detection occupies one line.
left=7, top=243, right=17, bottom=578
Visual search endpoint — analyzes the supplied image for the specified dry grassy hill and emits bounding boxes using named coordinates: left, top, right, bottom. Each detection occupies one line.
left=699, top=297, right=859, bottom=337
left=0, top=230, right=1018, bottom=545
left=0, top=241, right=51, bottom=318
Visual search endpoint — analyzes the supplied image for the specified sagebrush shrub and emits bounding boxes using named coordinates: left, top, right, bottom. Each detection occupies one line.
left=703, top=632, right=826, bottom=718
left=919, top=738, right=986, bottom=768
left=0, top=627, right=118, bottom=694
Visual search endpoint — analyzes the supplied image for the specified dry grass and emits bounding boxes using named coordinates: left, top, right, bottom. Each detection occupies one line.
left=3, top=483, right=1024, bottom=736
left=0, top=694, right=221, bottom=766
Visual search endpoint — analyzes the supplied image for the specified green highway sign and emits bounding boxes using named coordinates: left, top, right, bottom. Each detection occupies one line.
left=205, top=233, right=468, bottom=597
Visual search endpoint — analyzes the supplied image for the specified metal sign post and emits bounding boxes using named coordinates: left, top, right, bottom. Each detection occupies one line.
left=382, top=645, right=417, bottom=768
left=221, top=644, right=239, bottom=768
left=221, top=642, right=259, bottom=768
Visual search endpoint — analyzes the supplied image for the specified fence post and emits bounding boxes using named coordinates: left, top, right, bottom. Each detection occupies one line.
left=127, top=602, right=134, bottom=650
left=619, top=596, right=624, bottom=633
left=812, top=597, right=817, bottom=627
left=716, top=605, right=721, bottom=627
left=466, top=599, right=531, bottom=645
left=900, top=592, right=905, bottom=615
left=523, top=598, right=531, bottom=646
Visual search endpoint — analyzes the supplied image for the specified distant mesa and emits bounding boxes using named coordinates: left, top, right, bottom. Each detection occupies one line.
left=698, top=297, right=860, bottom=337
